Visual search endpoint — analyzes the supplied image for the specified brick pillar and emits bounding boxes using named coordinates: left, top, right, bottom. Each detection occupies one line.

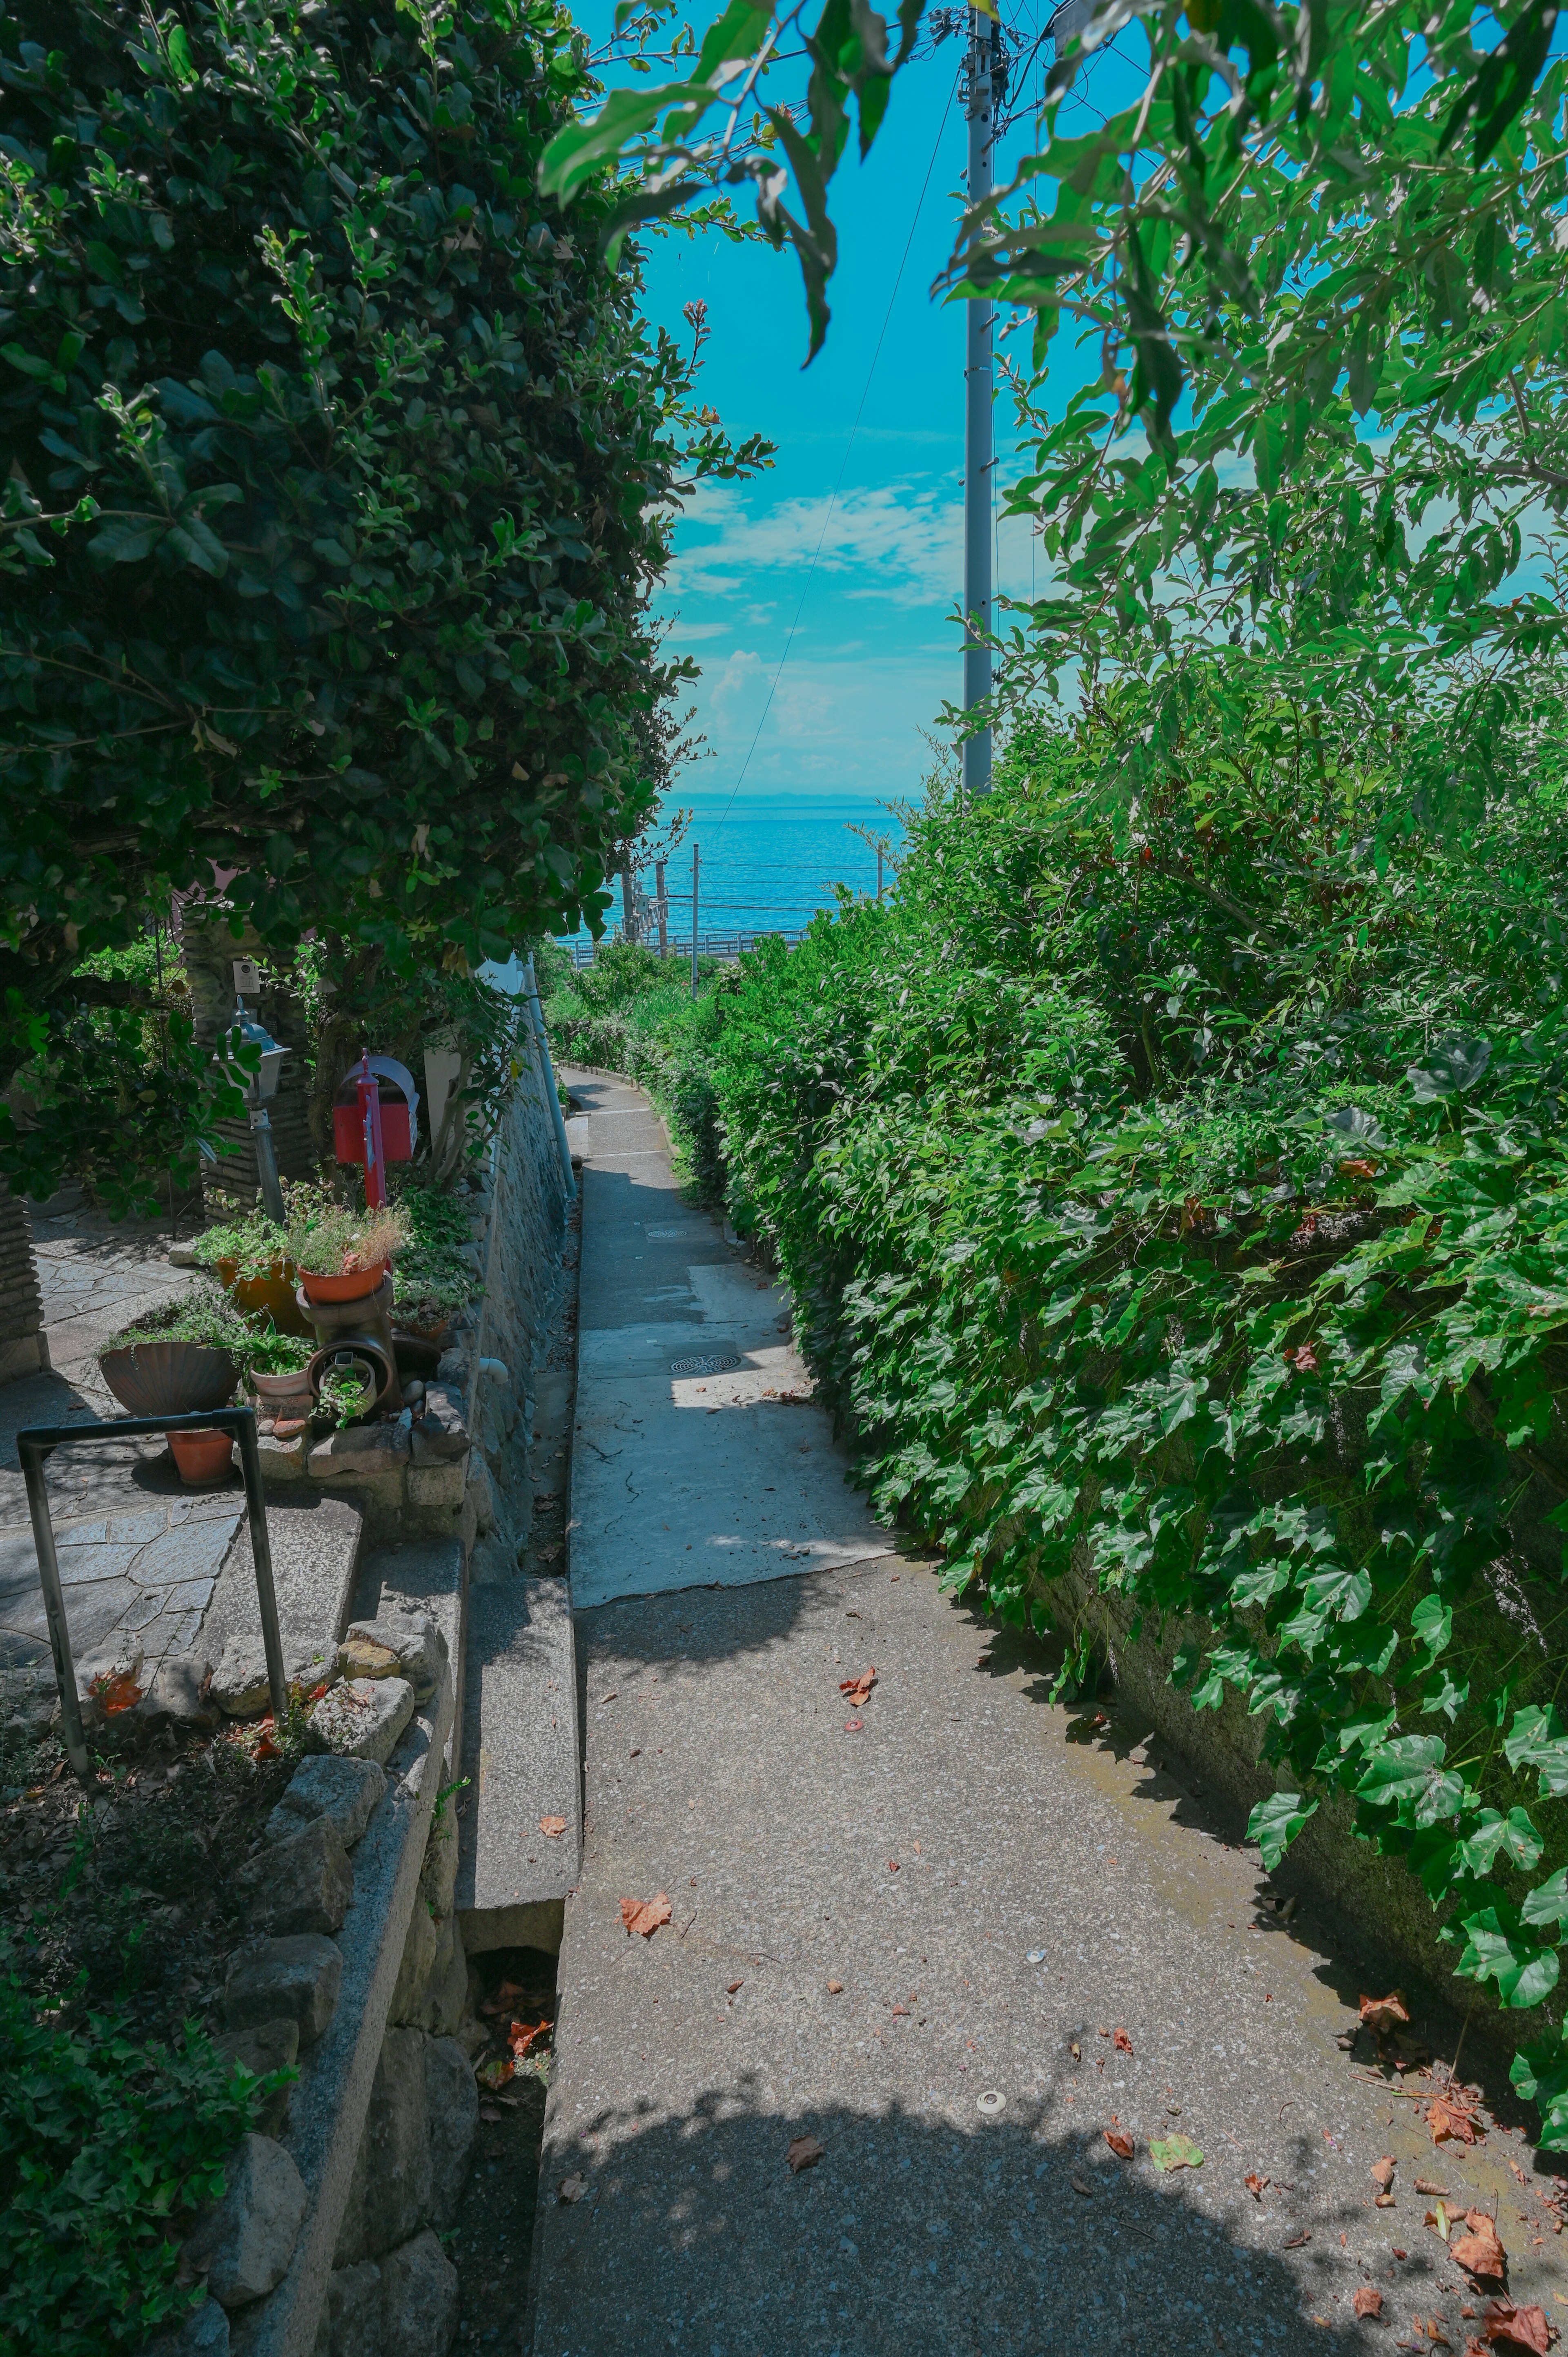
left=180, top=919, right=317, bottom=1220
left=0, top=1180, right=48, bottom=1381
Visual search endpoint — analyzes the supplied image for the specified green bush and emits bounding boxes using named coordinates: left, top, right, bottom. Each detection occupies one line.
left=0, top=0, right=760, bottom=1203
left=697, top=696, right=1568, bottom=2138
left=0, top=1944, right=273, bottom=2356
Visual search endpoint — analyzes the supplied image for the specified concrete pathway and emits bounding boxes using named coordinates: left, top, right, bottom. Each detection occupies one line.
left=529, top=1076, right=1560, bottom=2357
left=564, top=1075, right=889, bottom=1608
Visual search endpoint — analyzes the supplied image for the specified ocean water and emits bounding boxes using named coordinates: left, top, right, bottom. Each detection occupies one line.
left=559, top=791, right=908, bottom=949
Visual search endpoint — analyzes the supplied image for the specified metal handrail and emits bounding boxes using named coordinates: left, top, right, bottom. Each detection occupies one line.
left=18, top=1405, right=285, bottom=1780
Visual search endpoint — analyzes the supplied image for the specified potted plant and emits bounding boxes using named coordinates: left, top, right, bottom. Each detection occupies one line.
left=99, top=1288, right=247, bottom=1485
left=244, top=1323, right=316, bottom=1423
left=190, top=1208, right=312, bottom=1337
left=285, top=1184, right=410, bottom=1306
left=314, top=1351, right=381, bottom=1427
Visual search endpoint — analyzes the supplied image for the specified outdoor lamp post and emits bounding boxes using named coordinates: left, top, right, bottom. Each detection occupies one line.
left=224, top=997, right=290, bottom=1224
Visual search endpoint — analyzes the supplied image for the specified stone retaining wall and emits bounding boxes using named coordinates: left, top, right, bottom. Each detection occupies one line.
left=153, top=1067, right=571, bottom=2357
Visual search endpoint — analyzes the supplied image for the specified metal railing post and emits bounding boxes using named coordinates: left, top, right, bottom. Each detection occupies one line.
left=18, top=1404, right=286, bottom=1775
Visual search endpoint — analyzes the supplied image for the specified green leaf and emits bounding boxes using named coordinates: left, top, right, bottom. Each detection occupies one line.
left=1459, top=1809, right=1544, bottom=1877
left=1149, top=2133, right=1204, bottom=2170
left=1455, top=1906, right=1561, bottom=2009
left=1247, top=1789, right=1318, bottom=1870
left=1522, top=1869, right=1568, bottom=1932
left=538, top=81, right=715, bottom=202
left=1504, top=1705, right=1568, bottom=1798
left=1355, top=1735, right=1466, bottom=1824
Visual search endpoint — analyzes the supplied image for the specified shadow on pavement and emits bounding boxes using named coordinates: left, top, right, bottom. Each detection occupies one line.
left=530, top=2074, right=1421, bottom=2356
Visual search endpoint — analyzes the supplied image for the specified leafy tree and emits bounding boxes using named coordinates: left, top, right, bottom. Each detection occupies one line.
left=539, top=0, right=1568, bottom=792
left=0, top=0, right=766, bottom=1204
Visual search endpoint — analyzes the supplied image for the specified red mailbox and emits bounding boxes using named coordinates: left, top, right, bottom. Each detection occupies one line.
left=332, top=1056, right=421, bottom=1169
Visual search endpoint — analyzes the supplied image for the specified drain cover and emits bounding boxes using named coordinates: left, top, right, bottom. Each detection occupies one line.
left=670, top=1354, right=742, bottom=1376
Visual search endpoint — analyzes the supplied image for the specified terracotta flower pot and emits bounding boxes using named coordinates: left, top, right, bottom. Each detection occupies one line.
left=216, top=1256, right=314, bottom=1338
left=299, top=1260, right=389, bottom=1305
left=168, top=1427, right=235, bottom=1485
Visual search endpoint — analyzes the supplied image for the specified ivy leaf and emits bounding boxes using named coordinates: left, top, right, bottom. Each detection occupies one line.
left=1247, top=1789, right=1319, bottom=1869
left=1459, top=1809, right=1544, bottom=1877
left=1356, top=1735, right=1466, bottom=1825
left=1456, top=1905, right=1561, bottom=2009
left=1504, top=1705, right=1568, bottom=1798
left=1410, top=1594, right=1452, bottom=1668
left=1512, top=2026, right=1568, bottom=2150
left=1521, top=1870, right=1568, bottom=1932
left=1299, top=1562, right=1372, bottom=1622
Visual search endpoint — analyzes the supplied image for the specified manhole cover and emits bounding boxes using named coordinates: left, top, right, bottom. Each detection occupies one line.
left=670, top=1355, right=742, bottom=1376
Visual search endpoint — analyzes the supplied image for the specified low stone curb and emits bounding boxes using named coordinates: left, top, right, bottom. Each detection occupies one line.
left=232, top=1654, right=455, bottom=2357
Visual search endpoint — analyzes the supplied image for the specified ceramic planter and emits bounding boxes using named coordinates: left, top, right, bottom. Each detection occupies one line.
left=308, top=1340, right=391, bottom=1425
left=298, top=1259, right=389, bottom=1305
left=250, top=1365, right=315, bottom=1419
left=98, top=1340, right=239, bottom=1419
left=168, top=1428, right=235, bottom=1485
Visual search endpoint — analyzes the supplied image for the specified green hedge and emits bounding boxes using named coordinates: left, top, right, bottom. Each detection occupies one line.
left=665, top=710, right=1568, bottom=2140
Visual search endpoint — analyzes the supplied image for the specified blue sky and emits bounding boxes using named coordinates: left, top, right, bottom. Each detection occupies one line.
left=584, top=11, right=1143, bottom=806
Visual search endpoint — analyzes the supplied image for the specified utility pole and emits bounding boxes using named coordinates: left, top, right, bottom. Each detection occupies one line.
left=963, top=4, right=998, bottom=799
left=620, top=863, right=635, bottom=945
left=655, top=858, right=668, bottom=959
left=690, top=843, right=700, bottom=999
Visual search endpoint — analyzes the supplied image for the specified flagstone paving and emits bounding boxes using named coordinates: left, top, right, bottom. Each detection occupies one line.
left=0, top=1202, right=235, bottom=1691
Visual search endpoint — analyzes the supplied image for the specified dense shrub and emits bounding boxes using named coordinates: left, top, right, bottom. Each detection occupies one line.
left=564, top=691, right=1568, bottom=2141
left=0, top=1943, right=271, bottom=2355
left=0, top=0, right=761, bottom=1203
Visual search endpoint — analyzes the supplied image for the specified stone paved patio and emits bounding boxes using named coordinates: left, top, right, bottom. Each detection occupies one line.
left=0, top=1201, right=241, bottom=1701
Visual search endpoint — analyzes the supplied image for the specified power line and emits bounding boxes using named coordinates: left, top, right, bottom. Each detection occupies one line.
left=711, top=77, right=957, bottom=836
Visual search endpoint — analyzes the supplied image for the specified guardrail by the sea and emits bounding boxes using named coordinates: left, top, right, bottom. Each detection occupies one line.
left=560, top=928, right=810, bottom=968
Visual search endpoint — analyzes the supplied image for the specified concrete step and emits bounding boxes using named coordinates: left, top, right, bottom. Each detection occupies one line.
left=354, top=1535, right=467, bottom=1773
left=454, top=1572, right=579, bottom=1957
left=201, top=1490, right=365, bottom=1673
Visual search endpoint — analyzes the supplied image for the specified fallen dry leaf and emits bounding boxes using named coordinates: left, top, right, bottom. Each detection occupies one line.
left=1245, top=2172, right=1270, bottom=2201
left=558, top=2173, right=589, bottom=2204
left=1429, top=2095, right=1481, bottom=2147
left=620, top=1893, right=673, bottom=1939
left=1452, top=2215, right=1507, bottom=2280
left=1113, top=2027, right=1134, bottom=2054
left=1373, top=2156, right=1398, bottom=2189
left=1416, top=2179, right=1452, bottom=2198
left=1105, top=2129, right=1134, bottom=2159
left=838, top=1668, right=877, bottom=1707
left=539, top=1815, right=566, bottom=1839
left=826, top=1980, right=844, bottom=1994
left=727, top=1980, right=743, bottom=1995
left=508, top=2018, right=550, bottom=2061
left=1360, top=1990, right=1411, bottom=2038
left=786, top=2136, right=824, bottom=2175
left=1376, top=2193, right=1396, bottom=2208
left=1283, top=2229, right=1312, bottom=2250
left=1071, top=2174, right=1094, bottom=2197
left=1354, top=2287, right=1383, bottom=2321
left=887, top=1860, right=900, bottom=1873
left=1481, top=2302, right=1549, bottom=2353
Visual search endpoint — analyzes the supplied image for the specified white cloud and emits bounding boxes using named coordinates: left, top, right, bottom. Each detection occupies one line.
left=667, top=479, right=966, bottom=611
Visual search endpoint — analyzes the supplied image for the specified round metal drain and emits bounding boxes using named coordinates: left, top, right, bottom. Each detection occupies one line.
left=670, top=1354, right=742, bottom=1376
